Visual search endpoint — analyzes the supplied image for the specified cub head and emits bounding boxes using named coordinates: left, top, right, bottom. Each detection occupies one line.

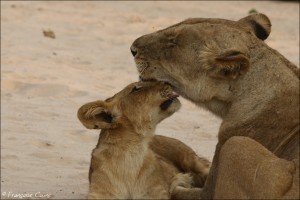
left=130, top=14, right=271, bottom=117
left=77, top=81, right=181, bottom=133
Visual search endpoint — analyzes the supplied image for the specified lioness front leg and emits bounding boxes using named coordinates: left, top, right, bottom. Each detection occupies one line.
left=150, top=135, right=211, bottom=187
left=213, top=136, right=297, bottom=199
left=200, top=142, right=221, bottom=199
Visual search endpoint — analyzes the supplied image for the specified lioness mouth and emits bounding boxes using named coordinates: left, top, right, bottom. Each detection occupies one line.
left=160, top=92, right=179, bottom=110
left=139, top=76, right=157, bottom=82
left=140, top=76, right=173, bottom=87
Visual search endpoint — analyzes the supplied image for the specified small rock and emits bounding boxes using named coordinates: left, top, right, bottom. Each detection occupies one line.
left=43, top=29, right=56, bottom=39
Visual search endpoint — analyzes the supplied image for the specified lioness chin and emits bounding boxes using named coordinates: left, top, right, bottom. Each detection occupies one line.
left=131, top=13, right=299, bottom=199
left=77, top=81, right=210, bottom=199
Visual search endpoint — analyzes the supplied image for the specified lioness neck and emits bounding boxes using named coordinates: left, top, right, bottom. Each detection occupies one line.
left=220, top=44, right=299, bottom=159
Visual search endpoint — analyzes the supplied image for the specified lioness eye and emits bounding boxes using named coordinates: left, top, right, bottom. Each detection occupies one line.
left=168, top=38, right=177, bottom=47
left=131, top=86, right=142, bottom=93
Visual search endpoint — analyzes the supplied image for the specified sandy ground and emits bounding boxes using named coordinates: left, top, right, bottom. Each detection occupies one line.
left=1, top=1, right=299, bottom=199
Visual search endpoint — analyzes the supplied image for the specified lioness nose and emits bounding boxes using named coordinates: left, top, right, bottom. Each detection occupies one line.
left=130, top=47, right=137, bottom=57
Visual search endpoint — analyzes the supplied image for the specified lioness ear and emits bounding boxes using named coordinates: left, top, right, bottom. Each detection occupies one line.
left=209, top=50, right=250, bottom=80
left=238, top=13, right=271, bottom=40
left=77, top=100, right=118, bottom=130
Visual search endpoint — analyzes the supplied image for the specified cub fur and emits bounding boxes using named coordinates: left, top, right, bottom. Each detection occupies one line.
left=77, top=81, right=210, bottom=199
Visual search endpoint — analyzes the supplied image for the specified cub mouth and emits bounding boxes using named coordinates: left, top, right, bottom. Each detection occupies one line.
left=160, top=92, right=179, bottom=110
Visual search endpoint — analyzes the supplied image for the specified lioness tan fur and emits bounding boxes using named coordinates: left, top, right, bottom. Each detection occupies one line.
left=131, top=13, right=299, bottom=199
left=77, top=81, right=210, bottom=199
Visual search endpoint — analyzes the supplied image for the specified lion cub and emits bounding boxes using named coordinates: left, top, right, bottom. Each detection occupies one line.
left=78, top=81, right=210, bottom=199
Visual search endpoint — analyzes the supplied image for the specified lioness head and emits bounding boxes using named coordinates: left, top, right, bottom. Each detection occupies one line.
left=130, top=14, right=271, bottom=117
left=78, top=81, right=181, bottom=133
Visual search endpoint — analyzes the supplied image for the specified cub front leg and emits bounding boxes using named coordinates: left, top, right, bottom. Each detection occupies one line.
left=88, top=173, right=117, bottom=200
left=88, top=187, right=116, bottom=200
left=170, top=173, right=202, bottom=199
left=150, top=135, right=211, bottom=187
left=88, top=191, right=116, bottom=200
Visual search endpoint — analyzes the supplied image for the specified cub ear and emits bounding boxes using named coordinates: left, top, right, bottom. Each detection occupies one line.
left=238, top=13, right=271, bottom=40
left=209, top=50, right=250, bottom=80
left=77, top=100, right=118, bottom=130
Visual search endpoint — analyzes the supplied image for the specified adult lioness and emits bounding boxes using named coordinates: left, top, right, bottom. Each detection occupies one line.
left=130, top=14, right=299, bottom=199
left=77, top=81, right=210, bottom=199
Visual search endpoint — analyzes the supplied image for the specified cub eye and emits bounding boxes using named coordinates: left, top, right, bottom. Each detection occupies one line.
left=131, top=86, right=143, bottom=93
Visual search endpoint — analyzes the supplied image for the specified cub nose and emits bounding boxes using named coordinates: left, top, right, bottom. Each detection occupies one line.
left=130, top=46, right=137, bottom=57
